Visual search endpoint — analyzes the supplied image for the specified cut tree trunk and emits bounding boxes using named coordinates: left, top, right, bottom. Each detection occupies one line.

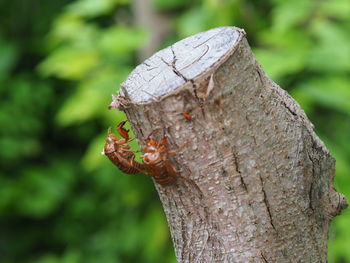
left=109, top=27, right=347, bottom=263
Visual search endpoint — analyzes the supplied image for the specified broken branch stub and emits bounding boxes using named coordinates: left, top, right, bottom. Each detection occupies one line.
left=110, top=27, right=347, bottom=262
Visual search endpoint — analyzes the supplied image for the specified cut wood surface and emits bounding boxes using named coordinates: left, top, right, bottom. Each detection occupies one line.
left=109, top=27, right=348, bottom=263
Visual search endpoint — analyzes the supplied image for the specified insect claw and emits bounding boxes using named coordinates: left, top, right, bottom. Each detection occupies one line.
left=118, top=120, right=128, bottom=127
left=117, top=120, right=130, bottom=140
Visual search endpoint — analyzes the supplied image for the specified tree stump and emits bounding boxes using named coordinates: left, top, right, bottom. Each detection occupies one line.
left=109, top=27, right=347, bottom=263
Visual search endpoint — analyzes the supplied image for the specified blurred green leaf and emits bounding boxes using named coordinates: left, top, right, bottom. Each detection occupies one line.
left=307, top=20, right=350, bottom=72
left=98, top=27, right=146, bottom=56
left=67, top=0, right=119, bottom=18
left=55, top=67, right=126, bottom=125
left=50, top=14, right=85, bottom=43
left=38, top=47, right=100, bottom=79
left=177, top=7, right=215, bottom=38
left=258, top=29, right=312, bottom=50
left=0, top=36, right=19, bottom=79
left=81, top=133, right=107, bottom=171
left=32, top=250, right=81, bottom=263
left=15, top=161, right=75, bottom=218
left=330, top=209, right=350, bottom=261
left=254, top=48, right=306, bottom=79
left=34, top=254, right=60, bottom=263
left=56, top=84, right=106, bottom=125
left=0, top=176, right=15, bottom=214
left=271, top=0, right=313, bottom=32
left=292, top=76, right=350, bottom=114
left=319, top=0, right=350, bottom=20
left=153, top=0, right=187, bottom=11
left=141, top=207, right=170, bottom=262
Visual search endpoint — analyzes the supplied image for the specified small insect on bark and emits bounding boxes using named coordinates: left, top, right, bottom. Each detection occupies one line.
left=103, top=121, right=145, bottom=174
left=140, top=136, right=186, bottom=186
left=182, top=111, right=192, bottom=120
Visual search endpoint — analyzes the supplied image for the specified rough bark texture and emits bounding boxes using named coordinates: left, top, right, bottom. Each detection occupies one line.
left=110, top=27, right=348, bottom=263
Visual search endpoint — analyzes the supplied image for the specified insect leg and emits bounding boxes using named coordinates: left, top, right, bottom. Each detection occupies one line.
left=120, top=149, right=142, bottom=153
left=117, top=120, right=130, bottom=140
left=167, top=142, right=189, bottom=154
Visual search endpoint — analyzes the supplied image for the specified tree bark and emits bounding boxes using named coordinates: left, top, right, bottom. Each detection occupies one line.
left=109, top=27, right=348, bottom=263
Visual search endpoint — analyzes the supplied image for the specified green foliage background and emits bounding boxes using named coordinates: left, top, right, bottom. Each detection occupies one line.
left=0, top=0, right=349, bottom=262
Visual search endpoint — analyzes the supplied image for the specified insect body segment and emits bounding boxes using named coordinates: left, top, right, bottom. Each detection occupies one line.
left=141, top=137, right=184, bottom=186
left=103, top=121, right=145, bottom=174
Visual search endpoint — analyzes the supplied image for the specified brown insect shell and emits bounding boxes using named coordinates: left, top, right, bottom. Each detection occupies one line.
left=104, top=133, right=128, bottom=153
left=104, top=130, right=145, bottom=175
left=142, top=150, right=161, bottom=165
left=142, top=138, right=167, bottom=160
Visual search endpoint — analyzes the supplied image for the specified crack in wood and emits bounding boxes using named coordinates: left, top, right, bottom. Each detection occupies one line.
left=193, top=28, right=225, bottom=48
left=259, top=175, right=277, bottom=231
left=306, top=151, right=315, bottom=213
left=169, top=45, right=189, bottom=82
left=260, top=251, right=269, bottom=263
left=256, top=68, right=264, bottom=86
left=180, top=216, right=186, bottom=262
left=232, top=152, right=247, bottom=191
left=159, top=48, right=201, bottom=105
left=280, top=99, right=297, bottom=117
left=168, top=45, right=206, bottom=117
